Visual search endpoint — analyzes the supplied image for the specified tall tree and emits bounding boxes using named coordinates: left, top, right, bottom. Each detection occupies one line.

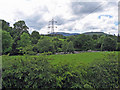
left=73, top=34, right=92, bottom=50
left=118, top=34, right=120, bottom=42
left=11, top=20, right=29, bottom=55
left=92, top=34, right=98, bottom=40
left=1, top=20, right=14, bottom=37
left=2, top=30, right=13, bottom=54
left=37, top=38, right=54, bottom=53
left=13, top=20, right=29, bottom=32
left=31, top=31, right=40, bottom=44
left=101, top=36, right=117, bottom=51
left=1, top=20, right=10, bottom=32
left=67, top=41, right=74, bottom=53
left=17, top=33, right=31, bottom=54
left=13, top=20, right=29, bottom=38
left=62, top=41, right=68, bottom=54
left=0, top=29, right=2, bottom=55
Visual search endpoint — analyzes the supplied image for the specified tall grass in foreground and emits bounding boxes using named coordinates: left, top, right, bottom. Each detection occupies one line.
left=2, top=52, right=119, bottom=88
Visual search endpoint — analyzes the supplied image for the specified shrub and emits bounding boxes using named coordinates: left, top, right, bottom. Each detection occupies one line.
left=2, top=56, right=55, bottom=88
left=85, top=52, right=119, bottom=88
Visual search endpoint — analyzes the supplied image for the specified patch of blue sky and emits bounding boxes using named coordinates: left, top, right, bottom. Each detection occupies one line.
left=98, top=15, right=113, bottom=19
left=114, top=21, right=120, bottom=26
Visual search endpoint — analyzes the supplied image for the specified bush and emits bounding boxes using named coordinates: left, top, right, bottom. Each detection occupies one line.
left=41, top=52, right=53, bottom=55
left=85, top=52, right=119, bottom=88
left=2, top=56, right=55, bottom=88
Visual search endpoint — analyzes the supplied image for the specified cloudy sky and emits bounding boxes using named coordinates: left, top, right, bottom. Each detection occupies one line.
left=0, top=0, right=119, bottom=35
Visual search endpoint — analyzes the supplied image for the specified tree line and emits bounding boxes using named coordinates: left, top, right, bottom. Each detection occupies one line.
left=1, top=20, right=120, bottom=55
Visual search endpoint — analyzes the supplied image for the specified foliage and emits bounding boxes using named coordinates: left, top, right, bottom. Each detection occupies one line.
left=85, top=52, right=119, bottom=88
left=17, top=33, right=31, bottom=54
left=52, top=37, right=63, bottom=52
left=31, top=31, right=40, bottom=44
left=117, top=43, right=120, bottom=51
left=102, top=36, right=117, bottom=51
left=13, top=20, right=29, bottom=32
left=2, top=52, right=119, bottom=88
left=2, top=56, right=55, bottom=88
left=0, top=29, right=2, bottom=54
left=73, top=34, right=93, bottom=50
left=2, top=30, right=13, bottom=54
left=118, top=34, right=120, bottom=42
left=62, top=41, right=68, bottom=54
left=37, top=38, right=55, bottom=53
left=67, top=41, right=74, bottom=53
left=92, top=34, right=98, bottom=40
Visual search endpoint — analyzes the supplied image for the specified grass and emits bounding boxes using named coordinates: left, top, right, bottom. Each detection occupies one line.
left=2, top=51, right=118, bottom=68
left=48, top=51, right=117, bottom=67
left=59, top=38, right=65, bottom=41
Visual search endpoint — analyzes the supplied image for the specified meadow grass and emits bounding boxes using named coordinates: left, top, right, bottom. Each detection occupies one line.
left=2, top=51, right=118, bottom=68
left=47, top=51, right=117, bottom=67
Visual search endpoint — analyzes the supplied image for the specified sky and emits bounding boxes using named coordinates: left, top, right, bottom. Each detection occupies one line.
left=0, top=0, right=119, bottom=35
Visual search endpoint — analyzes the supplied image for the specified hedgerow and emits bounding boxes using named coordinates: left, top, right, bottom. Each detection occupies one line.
left=2, top=52, right=119, bottom=88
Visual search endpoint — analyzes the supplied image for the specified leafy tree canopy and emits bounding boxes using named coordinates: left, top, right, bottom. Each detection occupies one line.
left=2, top=30, right=13, bottom=54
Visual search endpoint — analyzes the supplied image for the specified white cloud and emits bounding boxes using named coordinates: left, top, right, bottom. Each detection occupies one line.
left=0, top=0, right=118, bottom=35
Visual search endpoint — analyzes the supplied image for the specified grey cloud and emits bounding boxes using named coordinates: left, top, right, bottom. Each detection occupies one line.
left=71, top=2, right=104, bottom=16
left=86, top=26, right=99, bottom=30
left=54, top=16, right=79, bottom=26
left=14, top=6, right=49, bottom=30
left=25, top=14, right=47, bottom=30
left=54, top=16, right=67, bottom=25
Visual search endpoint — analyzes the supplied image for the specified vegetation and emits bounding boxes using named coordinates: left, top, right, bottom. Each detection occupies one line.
left=1, top=20, right=119, bottom=88
left=2, top=52, right=119, bottom=88
left=2, top=30, right=13, bottom=54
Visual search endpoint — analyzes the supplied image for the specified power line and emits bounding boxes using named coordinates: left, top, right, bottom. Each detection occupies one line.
left=74, top=2, right=105, bottom=30
left=81, top=2, right=105, bottom=19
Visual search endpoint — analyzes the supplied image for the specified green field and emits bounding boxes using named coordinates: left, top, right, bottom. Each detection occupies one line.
left=48, top=51, right=117, bottom=66
left=2, top=51, right=117, bottom=66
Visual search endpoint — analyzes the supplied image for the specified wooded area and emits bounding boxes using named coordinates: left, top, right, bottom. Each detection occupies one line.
left=1, top=20, right=120, bottom=55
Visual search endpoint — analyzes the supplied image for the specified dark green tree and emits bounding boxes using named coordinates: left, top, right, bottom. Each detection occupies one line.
left=118, top=34, right=120, bottom=42
left=1, top=20, right=10, bottom=32
left=117, top=43, right=120, bottom=51
left=62, top=41, right=68, bottom=54
left=37, top=38, right=55, bottom=53
left=13, top=20, right=29, bottom=38
left=11, top=20, right=29, bottom=55
left=101, top=36, right=117, bottom=51
left=2, top=30, right=13, bottom=54
left=73, top=34, right=92, bottom=50
left=92, top=34, right=98, bottom=40
left=67, top=41, right=74, bottom=53
left=13, top=20, right=29, bottom=32
left=31, top=31, right=40, bottom=44
left=17, top=32, right=31, bottom=54
left=0, top=20, right=15, bottom=37
left=0, top=29, right=2, bottom=55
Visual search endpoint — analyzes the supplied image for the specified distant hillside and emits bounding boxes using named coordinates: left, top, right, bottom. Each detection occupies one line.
left=83, top=32, right=108, bottom=35
left=50, top=32, right=79, bottom=36
left=50, top=32, right=109, bottom=36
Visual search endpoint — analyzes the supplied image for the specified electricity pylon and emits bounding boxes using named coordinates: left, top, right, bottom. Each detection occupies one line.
left=48, top=18, right=57, bottom=34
